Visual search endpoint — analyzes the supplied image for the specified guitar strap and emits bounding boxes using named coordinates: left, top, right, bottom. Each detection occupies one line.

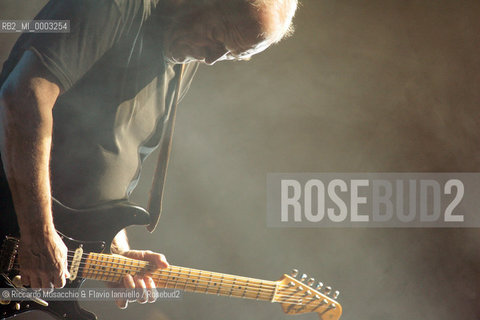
left=146, top=63, right=185, bottom=232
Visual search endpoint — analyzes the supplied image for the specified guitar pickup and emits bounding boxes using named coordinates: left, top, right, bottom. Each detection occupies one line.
left=69, top=245, right=83, bottom=281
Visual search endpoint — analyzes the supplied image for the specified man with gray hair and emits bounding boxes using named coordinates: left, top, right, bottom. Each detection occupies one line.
left=0, top=0, right=297, bottom=312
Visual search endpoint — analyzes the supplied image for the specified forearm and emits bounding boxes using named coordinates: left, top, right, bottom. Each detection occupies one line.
left=0, top=66, right=59, bottom=238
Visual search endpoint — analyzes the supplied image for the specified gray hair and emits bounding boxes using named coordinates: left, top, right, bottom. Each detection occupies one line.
left=205, top=0, right=298, bottom=43
left=249, top=0, right=298, bottom=43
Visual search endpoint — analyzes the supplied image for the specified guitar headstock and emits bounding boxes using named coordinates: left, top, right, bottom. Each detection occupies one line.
left=274, top=269, right=342, bottom=320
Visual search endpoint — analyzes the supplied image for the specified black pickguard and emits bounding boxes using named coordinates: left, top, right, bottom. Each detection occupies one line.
left=0, top=198, right=150, bottom=320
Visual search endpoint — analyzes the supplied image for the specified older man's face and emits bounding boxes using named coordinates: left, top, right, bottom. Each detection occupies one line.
left=163, top=5, right=272, bottom=65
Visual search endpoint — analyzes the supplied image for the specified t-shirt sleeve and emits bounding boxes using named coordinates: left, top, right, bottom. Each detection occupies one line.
left=26, top=0, right=139, bottom=92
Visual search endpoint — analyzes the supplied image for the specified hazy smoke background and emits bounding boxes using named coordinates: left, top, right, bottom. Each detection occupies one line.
left=1, top=0, right=480, bottom=319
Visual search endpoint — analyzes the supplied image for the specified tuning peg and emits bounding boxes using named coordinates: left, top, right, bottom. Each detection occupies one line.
left=332, top=290, right=340, bottom=299
left=300, top=274, right=308, bottom=282
left=290, top=269, right=298, bottom=277
left=316, top=282, right=324, bottom=290
left=307, top=278, right=315, bottom=286
left=323, top=286, right=332, bottom=295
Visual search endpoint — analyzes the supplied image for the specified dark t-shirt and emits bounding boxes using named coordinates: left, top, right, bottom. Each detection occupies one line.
left=0, top=0, right=198, bottom=208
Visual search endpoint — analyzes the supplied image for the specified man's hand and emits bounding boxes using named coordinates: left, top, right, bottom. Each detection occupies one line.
left=108, top=250, right=169, bottom=309
left=19, top=227, right=70, bottom=289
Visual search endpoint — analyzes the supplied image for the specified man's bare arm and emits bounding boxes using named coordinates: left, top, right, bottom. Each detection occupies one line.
left=0, top=50, right=168, bottom=306
left=0, top=50, right=69, bottom=289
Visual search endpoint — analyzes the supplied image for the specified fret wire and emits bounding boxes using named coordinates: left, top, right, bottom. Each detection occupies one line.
left=102, top=254, right=108, bottom=281
left=183, top=268, right=191, bottom=291
left=165, top=265, right=172, bottom=289
left=137, top=259, right=145, bottom=275
left=228, top=277, right=236, bottom=296
left=194, top=270, right=201, bottom=292
left=94, top=253, right=101, bottom=281
left=105, top=255, right=111, bottom=282
left=216, top=273, right=224, bottom=295
left=91, top=253, right=97, bottom=278
left=242, top=278, right=249, bottom=298
left=256, top=281, right=262, bottom=300
left=93, top=253, right=100, bottom=281
left=88, top=253, right=94, bottom=278
left=99, top=255, right=104, bottom=281
left=207, top=271, right=213, bottom=294
left=173, top=266, right=181, bottom=289
left=88, top=253, right=95, bottom=279
left=127, top=256, right=134, bottom=277
left=111, top=256, right=121, bottom=282
left=103, top=254, right=111, bottom=281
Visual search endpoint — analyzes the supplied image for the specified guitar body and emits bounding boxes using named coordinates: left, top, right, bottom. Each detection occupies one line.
left=0, top=198, right=150, bottom=320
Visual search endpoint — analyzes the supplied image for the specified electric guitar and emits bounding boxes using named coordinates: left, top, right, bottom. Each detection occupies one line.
left=0, top=199, right=342, bottom=320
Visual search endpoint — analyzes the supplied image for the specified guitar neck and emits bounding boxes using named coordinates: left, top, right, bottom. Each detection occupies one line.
left=2, top=235, right=342, bottom=320
left=81, top=253, right=278, bottom=301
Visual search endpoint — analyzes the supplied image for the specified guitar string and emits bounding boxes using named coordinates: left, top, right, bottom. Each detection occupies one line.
left=16, top=253, right=280, bottom=289
left=10, top=260, right=279, bottom=294
left=9, top=263, right=314, bottom=303
left=12, top=259, right=280, bottom=293
left=10, top=253, right=320, bottom=299
left=11, top=255, right=322, bottom=301
left=8, top=251, right=323, bottom=303
left=16, top=249, right=313, bottom=296
left=8, top=267, right=309, bottom=305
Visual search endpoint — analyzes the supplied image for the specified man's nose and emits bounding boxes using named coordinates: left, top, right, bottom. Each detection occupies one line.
left=205, top=48, right=229, bottom=65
